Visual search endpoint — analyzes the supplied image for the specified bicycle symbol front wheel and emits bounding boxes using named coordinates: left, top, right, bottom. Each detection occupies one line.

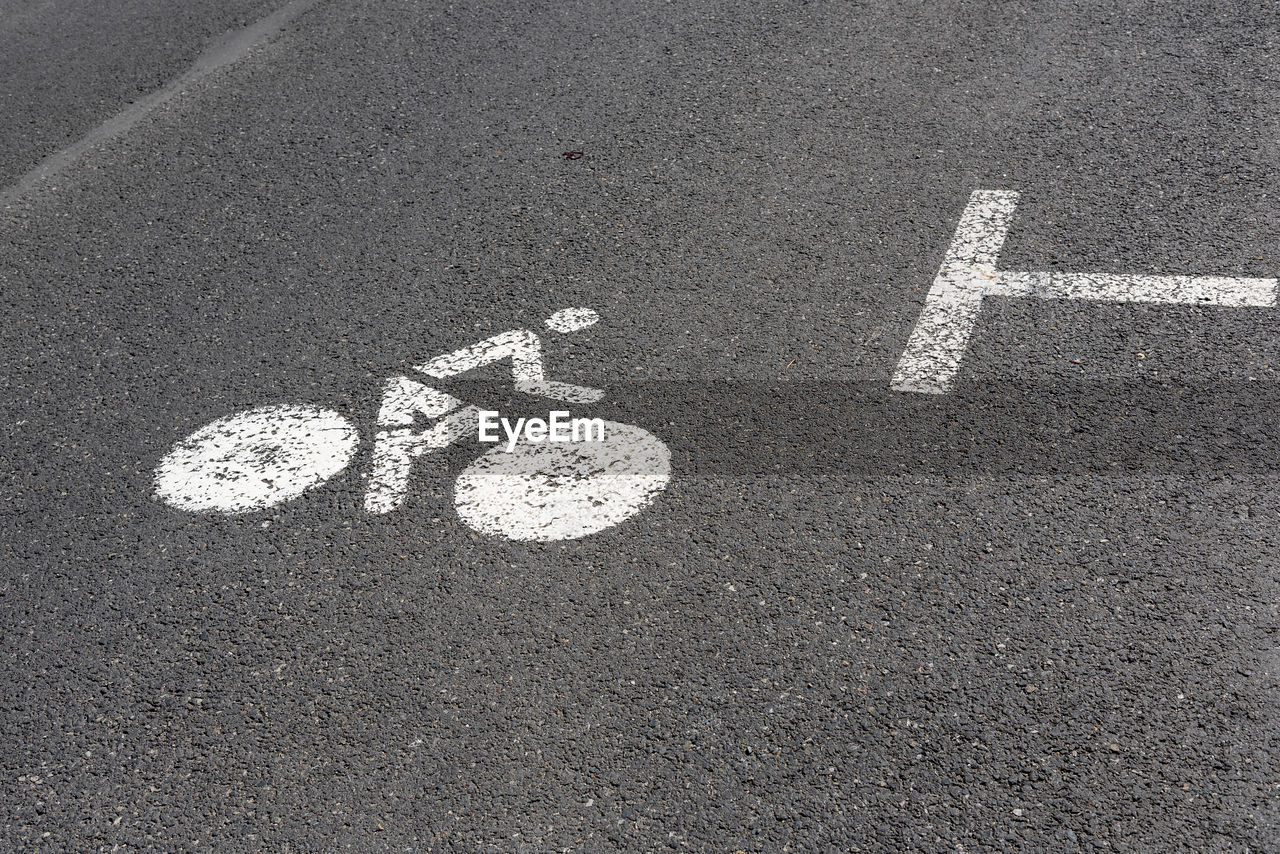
left=452, top=419, right=670, bottom=542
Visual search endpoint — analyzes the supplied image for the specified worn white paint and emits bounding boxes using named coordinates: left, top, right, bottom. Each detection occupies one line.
left=377, top=375, right=462, bottom=426
left=157, top=307, right=670, bottom=540
left=364, top=406, right=480, bottom=514
left=545, top=307, right=600, bottom=334
left=988, top=272, right=1276, bottom=306
left=892, top=190, right=1279, bottom=394
left=415, top=329, right=603, bottom=403
left=453, top=420, right=670, bottom=542
left=156, top=405, right=358, bottom=512
left=891, top=190, right=1019, bottom=394
left=1, top=0, right=323, bottom=209
left=366, top=320, right=609, bottom=514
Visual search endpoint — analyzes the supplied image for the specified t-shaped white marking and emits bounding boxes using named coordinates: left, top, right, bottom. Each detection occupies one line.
left=891, top=190, right=1279, bottom=394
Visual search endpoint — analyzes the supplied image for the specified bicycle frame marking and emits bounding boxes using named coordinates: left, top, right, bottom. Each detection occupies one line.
left=363, top=314, right=605, bottom=515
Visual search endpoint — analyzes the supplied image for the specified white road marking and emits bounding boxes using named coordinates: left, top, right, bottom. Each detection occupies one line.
left=415, top=329, right=604, bottom=403
left=891, top=191, right=1019, bottom=394
left=365, top=319, right=609, bottom=513
left=364, top=406, right=480, bottom=515
left=155, top=405, right=358, bottom=512
left=892, top=190, right=1279, bottom=394
left=376, top=375, right=461, bottom=426
left=452, top=421, right=670, bottom=542
left=545, top=307, right=600, bottom=334
left=989, top=272, right=1276, bottom=306
left=156, top=307, right=670, bottom=538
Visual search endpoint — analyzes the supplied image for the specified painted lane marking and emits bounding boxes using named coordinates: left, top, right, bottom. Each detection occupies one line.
left=891, top=190, right=1017, bottom=395
left=155, top=405, right=359, bottom=512
left=891, top=190, right=1279, bottom=394
left=453, top=421, right=670, bottom=542
left=988, top=272, right=1276, bottom=305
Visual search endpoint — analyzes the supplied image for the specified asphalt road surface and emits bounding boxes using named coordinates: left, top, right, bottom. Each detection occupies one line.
left=3, top=1, right=1278, bottom=851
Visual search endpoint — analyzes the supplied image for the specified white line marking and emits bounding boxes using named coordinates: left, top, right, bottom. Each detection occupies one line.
left=891, top=191, right=1019, bottom=394
left=0, top=0, right=322, bottom=210
left=990, top=272, right=1276, bottom=306
left=892, top=191, right=1278, bottom=394
left=156, top=405, right=358, bottom=512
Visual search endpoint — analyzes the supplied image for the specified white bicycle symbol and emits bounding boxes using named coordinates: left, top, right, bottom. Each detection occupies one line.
left=154, top=308, right=671, bottom=542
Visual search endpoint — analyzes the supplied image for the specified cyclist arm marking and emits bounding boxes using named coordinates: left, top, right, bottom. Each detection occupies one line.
left=414, top=329, right=603, bottom=403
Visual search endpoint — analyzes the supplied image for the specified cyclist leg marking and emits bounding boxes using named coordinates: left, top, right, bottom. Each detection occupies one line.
left=365, top=405, right=481, bottom=514
left=364, top=375, right=476, bottom=514
left=376, top=375, right=463, bottom=426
